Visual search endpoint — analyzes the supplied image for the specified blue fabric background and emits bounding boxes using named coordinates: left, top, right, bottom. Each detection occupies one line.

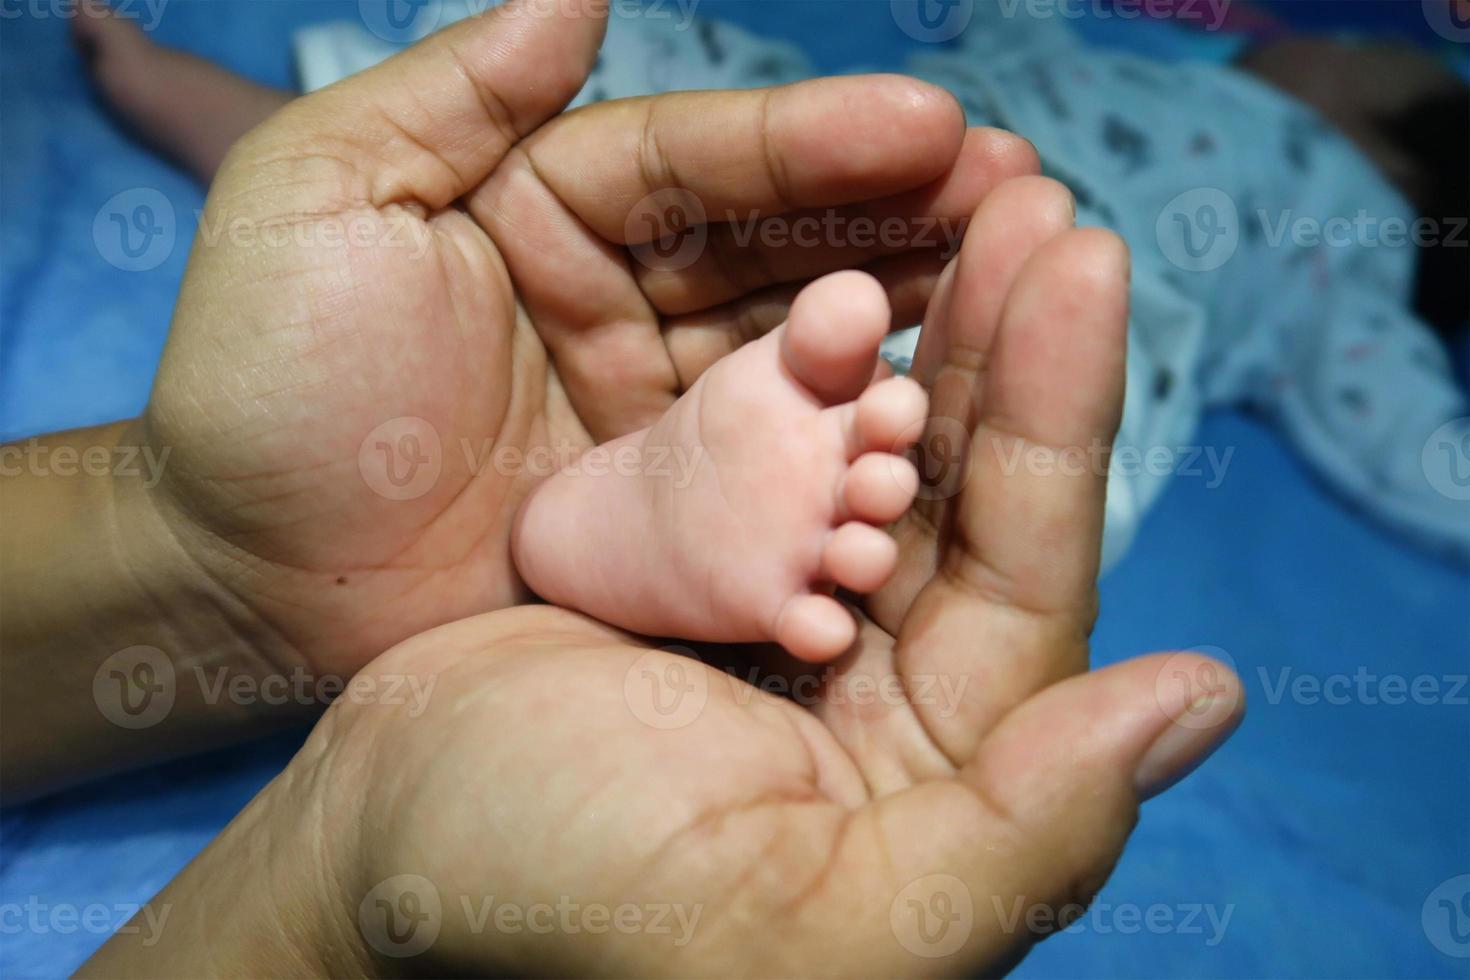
left=1, top=1, right=1467, bottom=976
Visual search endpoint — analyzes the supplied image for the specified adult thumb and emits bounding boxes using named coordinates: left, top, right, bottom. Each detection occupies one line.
left=282, top=0, right=607, bottom=209
left=955, top=651, right=1245, bottom=969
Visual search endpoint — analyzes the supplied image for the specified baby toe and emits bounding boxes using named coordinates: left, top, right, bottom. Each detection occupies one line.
left=842, top=452, right=919, bottom=524
left=822, top=522, right=898, bottom=593
left=781, top=271, right=892, bottom=407
left=775, top=593, right=857, bottom=663
left=852, top=376, right=928, bottom=456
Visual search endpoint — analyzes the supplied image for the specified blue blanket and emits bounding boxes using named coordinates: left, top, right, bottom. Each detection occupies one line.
left=2, top=2, right=1467, bottom=976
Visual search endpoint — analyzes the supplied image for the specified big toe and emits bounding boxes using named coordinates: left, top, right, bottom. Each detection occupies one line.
left=781, top=271, right=891, bottom=406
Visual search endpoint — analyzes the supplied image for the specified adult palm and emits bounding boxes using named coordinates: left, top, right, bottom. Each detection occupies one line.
left=85, top=172, right=1244, bottom=980
left=83, top=19, right=1246, bottom=971
left=142, top=0, right=1037, bottom=678
left=277, top=196, right=1245, bottom=977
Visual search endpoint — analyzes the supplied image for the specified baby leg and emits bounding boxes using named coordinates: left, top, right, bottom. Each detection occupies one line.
left=74, top=2, right=292, bottom=184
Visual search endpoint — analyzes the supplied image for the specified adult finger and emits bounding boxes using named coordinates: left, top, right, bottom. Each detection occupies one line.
left=893, top=228, right=1130, bottom=766
left=524, top=74, right=972, bottom=241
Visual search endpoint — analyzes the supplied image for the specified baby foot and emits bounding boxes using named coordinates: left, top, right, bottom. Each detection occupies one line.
left=512, top=271, right=928, bottom=662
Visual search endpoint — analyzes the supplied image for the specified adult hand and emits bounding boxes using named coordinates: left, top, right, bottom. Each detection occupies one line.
left=2, top=0, right=1037, bottom=802
left=85, top=189, right=1243, bottom=977
left=142, top=0, right=1038, bottom=680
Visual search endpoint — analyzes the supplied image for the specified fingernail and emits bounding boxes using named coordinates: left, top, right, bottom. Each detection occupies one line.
left=1133, top=692, right=1243, bottom=800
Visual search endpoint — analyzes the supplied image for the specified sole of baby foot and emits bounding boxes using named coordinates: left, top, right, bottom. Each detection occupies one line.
left=512, top=270, right=929, bottom=664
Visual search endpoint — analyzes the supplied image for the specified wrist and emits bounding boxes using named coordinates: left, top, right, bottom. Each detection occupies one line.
left=122, top=415, right=310, bottom=685
left=79, top=726, right=370, bottom=977
left=0, top=420, right=317, bottom=802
